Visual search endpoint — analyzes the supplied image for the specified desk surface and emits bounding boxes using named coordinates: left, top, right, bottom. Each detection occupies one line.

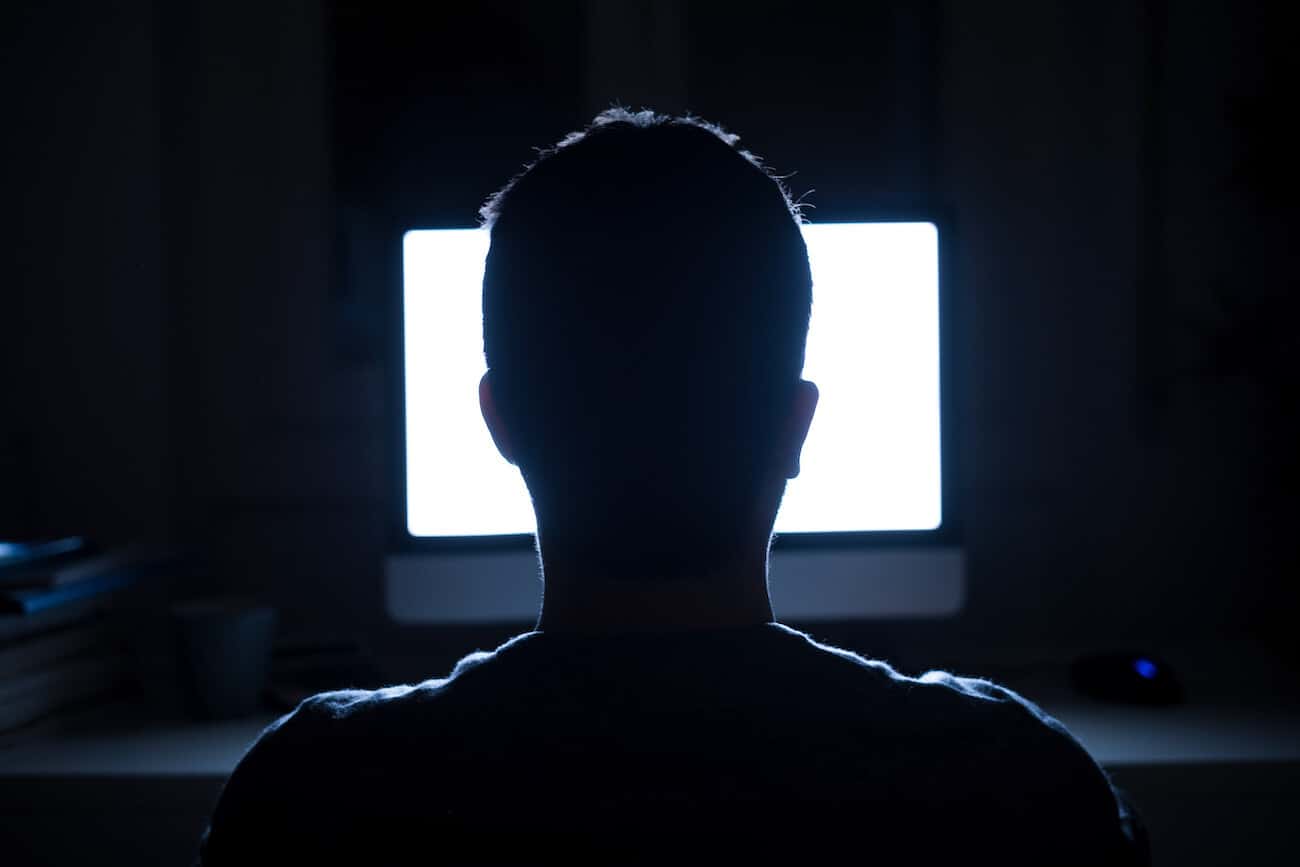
left=2, top=699, right=1298, bottom=778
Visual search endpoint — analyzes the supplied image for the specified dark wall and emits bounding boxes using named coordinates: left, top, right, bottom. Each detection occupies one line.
left=4, top=1, right=1294, bottom=659
left=4, top=2, right=169, bottom=542
left=940, top=1, right=1295, bottom=650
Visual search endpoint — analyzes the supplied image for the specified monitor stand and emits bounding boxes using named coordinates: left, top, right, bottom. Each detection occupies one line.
left=385, top=546, right=964, bottom=625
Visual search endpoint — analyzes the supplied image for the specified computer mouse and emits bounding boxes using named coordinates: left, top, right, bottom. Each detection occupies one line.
left=1069, top=651, right=1183, bottom=705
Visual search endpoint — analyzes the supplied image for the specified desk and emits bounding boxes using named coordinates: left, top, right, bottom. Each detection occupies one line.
left=1047, top=703, right=1300, bottom=867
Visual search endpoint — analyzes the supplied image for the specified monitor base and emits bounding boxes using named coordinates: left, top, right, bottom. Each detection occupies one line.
left=385, top=546, right=964, bottom=624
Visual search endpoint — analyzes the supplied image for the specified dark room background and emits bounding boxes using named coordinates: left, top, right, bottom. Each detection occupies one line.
left=3, top=0, right=1295, bottom=668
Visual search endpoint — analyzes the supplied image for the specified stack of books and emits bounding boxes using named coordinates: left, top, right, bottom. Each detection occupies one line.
left=0, top=538, right=174, bottom=735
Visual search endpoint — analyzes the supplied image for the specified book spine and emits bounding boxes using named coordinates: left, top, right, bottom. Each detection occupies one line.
left=0, top=537, right=86, bottom=580
left=0, top=548, right=173, bottom=590
left=0, top=598, right=100, bottom=644
left=46, top=549, right=153, bottom=587
left=0, top=655, right=126, bottom=732
left=0, top=570, right=135, bottom=616
left=0, top=623, right=107, bottom=677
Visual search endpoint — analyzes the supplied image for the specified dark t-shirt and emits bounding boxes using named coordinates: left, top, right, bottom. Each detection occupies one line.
left=198, top=623, right=1146, bottom=865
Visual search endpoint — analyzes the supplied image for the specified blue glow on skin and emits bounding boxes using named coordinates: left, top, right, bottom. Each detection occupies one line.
left=1133, top=658, right=1158, bottom=680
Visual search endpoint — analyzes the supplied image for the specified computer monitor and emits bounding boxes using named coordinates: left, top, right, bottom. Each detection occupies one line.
left=387, top=220, right=963, bottom=623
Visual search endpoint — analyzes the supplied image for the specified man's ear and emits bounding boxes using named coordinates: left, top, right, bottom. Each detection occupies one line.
left=780, top=379, right=819, bottom=479
left=479, top=371, right=517, bottom=465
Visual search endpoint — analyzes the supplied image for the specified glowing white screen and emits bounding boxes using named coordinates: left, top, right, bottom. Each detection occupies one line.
left=403, top=222, right=941, bottom=537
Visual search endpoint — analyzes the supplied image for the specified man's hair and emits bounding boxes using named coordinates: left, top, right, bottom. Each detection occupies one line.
left=482, top=108, right=812, bottom=578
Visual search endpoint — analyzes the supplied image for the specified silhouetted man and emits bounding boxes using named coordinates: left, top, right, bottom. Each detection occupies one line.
left=199, top=110, right=1146, bottom=865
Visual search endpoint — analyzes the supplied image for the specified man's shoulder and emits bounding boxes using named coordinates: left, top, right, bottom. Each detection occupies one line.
left=777, top=628, right=1122, bottom=804
left=780, top=628, right=1139, bottom=857
left=209, top=685, right=439, bottom=805
left=774, top=624, right=1077, bottom=736
left=259, top=646, right=517, bottom=750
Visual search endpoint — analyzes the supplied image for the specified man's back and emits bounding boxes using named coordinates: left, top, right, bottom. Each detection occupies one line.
left=200, top=624, right=1143, bottom=865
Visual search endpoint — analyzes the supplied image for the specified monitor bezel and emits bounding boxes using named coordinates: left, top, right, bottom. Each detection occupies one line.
left=387, top=211, right=960, bottom=554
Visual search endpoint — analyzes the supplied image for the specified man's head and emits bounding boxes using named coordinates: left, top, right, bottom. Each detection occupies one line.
left=480, top=108, right=816, bottom=580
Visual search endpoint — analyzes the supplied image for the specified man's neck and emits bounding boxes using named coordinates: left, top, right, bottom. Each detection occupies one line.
left=535, top=547, right=774, bottom=633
